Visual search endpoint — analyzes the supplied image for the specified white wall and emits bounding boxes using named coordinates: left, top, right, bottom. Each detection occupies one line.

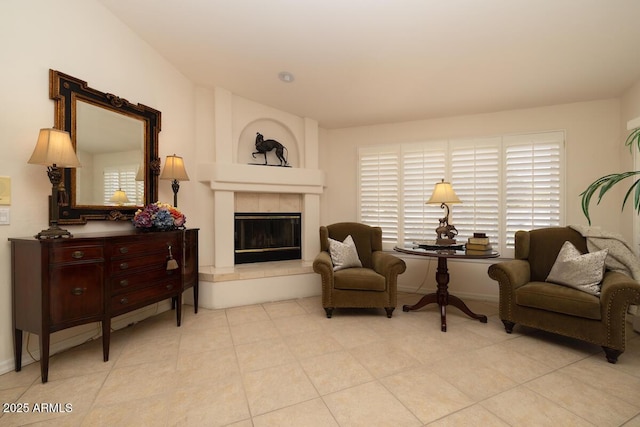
left=621, top=79, right=640, bottom=247
left=0, top=0, right=196, bottom=374
left=623, top=80, right=640, bottom=125
left=321, top=99, right=624, bottom=231
left=318, top=99, right=628, bottom=296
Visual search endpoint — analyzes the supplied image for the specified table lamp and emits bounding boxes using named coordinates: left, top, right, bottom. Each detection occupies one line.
left=109, top=189, right=130, bottom=205
left=427, top=179, right=461, bottom=245
left=28, top=128, right=81, bottom=239
left=160, top=154, right=189, bottom=207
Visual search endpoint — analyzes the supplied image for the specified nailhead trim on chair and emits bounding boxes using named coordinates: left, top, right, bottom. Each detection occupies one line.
left=605, top=287, right=640, bottom=350
left=489, top=264, right=640, bottom=352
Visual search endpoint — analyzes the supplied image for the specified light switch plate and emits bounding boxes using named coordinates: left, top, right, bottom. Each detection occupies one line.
left=0, top=207, right=9, bottom=225
left=0, top=176, right=10, bottom=205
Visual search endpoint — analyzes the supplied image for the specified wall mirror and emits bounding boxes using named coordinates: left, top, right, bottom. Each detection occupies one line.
left=50, top=70, right=161, bottom=224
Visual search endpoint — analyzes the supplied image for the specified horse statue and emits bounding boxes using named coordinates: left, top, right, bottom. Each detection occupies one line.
left=252, top=132, right=289, bottom=166
left=435, top=218, right=458, bottom=240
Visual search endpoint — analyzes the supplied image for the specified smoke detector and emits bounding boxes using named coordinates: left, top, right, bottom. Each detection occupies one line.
left=278, top=71, right=295, bottom=83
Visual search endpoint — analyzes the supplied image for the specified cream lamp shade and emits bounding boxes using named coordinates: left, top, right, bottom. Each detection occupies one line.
left=160, top=155, right=190, bottom=181
left=427, top=179, right=461, bottom=205
left=160, top=154, right=189, bottom=207
left=28, top=128, right=81, bottom=168
left=110, top=189, right=130, bottom=205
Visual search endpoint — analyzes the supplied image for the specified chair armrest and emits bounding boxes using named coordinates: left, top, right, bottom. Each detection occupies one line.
left=372, top=251, right=407, bottom=278
left=487, top=259, right=531, bottom=290
left=599, top=271, right=640, bottom=317
left=313, top=251, right=334, bottom=279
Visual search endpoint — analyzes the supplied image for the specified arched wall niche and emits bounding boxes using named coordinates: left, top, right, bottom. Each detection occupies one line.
left=237, top=119, right=300, bottom=167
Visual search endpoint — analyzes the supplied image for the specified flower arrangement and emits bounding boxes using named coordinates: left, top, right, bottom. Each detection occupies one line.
left=132, top=202, right=186, bottom=230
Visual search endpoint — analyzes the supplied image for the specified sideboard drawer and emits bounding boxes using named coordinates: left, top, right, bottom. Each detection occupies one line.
left=110, top=267, right=179, bottom=294
left=109, top=234, right=180, bottom=258
left=109, top=251, right=171, bottom=274
left=50, top=245, right=104, bottom=264
left=111, top=280, right=178, bottom=314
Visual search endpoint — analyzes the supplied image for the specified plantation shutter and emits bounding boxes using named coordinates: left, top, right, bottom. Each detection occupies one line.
left=103, top=165, right=143, bottom=205
left=450, top=138, right=501, bottom=244
left=358, top=147, right=399, bottom=242
left=357, top=130, right=564, bottom=253
left=103, top=168, right=120, bottom=204
left=401, top=142, right=446, bottom=244
left=504, top=132, right=563, bottom=248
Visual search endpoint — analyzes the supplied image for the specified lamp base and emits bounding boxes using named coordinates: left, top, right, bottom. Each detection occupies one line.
left=35, top=226, right=73, bottom=239
left=435, top=238, right=457, bottom=246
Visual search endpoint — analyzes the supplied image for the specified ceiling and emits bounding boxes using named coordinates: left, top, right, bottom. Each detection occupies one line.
left=98, top=0, right=640, bottom=129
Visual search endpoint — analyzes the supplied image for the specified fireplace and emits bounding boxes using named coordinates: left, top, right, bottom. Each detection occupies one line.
left=234, top=212, right=302, bottom=264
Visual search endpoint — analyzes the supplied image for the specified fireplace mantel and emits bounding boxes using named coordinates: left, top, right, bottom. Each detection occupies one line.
left=192, top=90, right=324, bottom=309
left=198, top=162, right=325, bottom=194
left=197, top=161, right=324, bottom=269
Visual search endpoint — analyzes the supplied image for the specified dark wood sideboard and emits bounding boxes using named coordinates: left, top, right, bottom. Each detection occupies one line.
left=9, top=228, right=199, bottom=383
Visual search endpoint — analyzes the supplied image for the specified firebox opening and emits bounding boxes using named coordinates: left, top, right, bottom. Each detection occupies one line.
left=234, top=212, right=302, bottom=264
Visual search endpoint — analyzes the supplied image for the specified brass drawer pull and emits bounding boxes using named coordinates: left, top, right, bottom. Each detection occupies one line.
left=120, top=297, right=129, bottom=305
left=71, top=287, right=86, bottom=296
left=166, top=284, right=174, bottom=290
left=119, top=279, right=129, bottom=287
left=71, top=251, right=84, bottom=259
left=119, top=247, right=129, bottom=254
left=119, top=262, right=129, bottom=270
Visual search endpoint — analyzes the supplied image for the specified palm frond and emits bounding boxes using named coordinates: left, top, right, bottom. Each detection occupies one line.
left=580, top=171, right=640, bottom=225
left=622, top=178, right=640, bottom=215
left=625, top=126, right=640, bottom=152
left=581, top=128, right=640, bottom=224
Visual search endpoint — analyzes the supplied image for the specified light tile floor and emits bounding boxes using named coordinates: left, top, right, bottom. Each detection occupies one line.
left=1, top=292, right=639, bottom=426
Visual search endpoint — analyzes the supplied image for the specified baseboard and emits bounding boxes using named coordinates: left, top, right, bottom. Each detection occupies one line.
left=0, top=301, right=173, bottom=377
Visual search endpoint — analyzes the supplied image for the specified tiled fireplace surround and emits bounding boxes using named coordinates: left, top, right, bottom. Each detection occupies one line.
left=197, top=92, right=325, bottom=309
left=198, top=187, right=324, bottom=309
left=233, top=194, right=303, bottom=264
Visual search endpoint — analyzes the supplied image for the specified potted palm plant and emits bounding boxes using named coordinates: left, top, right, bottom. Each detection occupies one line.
left=581, top=127, right=640, bottom=223
left=581, top=126, right=640, bottom=333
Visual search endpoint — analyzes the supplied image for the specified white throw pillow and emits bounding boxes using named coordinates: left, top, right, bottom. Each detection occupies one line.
left=546, top=241, right=608, bottom=296
left=328, top=235, right=362, bottom=271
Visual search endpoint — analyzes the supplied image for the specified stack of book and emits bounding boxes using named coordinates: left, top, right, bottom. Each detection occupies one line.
left=465, top=233, right=493, bottom=255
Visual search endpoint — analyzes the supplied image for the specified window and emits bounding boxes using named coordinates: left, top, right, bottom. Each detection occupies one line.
left=451, top=138, right=501, bottom=247
left=401, top=141, right=446, bottom=243
left=358, top=131, right=564, bottom=256
left=359, top=148, right=400, bottom=242
left=103, top=165, right=144, bottom=205
left=503, top=134, right=563, bottom=248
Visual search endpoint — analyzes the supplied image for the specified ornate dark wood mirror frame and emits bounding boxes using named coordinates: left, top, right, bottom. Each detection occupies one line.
left=50, top=70, right=161, bottom=224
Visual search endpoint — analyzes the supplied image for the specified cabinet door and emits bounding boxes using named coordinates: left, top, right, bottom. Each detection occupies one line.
left=49, top=263, right=104, bottom=326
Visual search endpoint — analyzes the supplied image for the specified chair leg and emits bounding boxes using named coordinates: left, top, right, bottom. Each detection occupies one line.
left=385, top=307, right=395, bottom=318
left=324, top=307, right=334, bottom=318
left=502, top=320, right=515, bottom=333
left=603, top=347, right=622, bottom=364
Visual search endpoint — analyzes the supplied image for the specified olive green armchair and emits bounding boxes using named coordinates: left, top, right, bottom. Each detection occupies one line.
left=488, top=227, right=640, bottom=363
left=313, top=222, right=406, bottom=318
